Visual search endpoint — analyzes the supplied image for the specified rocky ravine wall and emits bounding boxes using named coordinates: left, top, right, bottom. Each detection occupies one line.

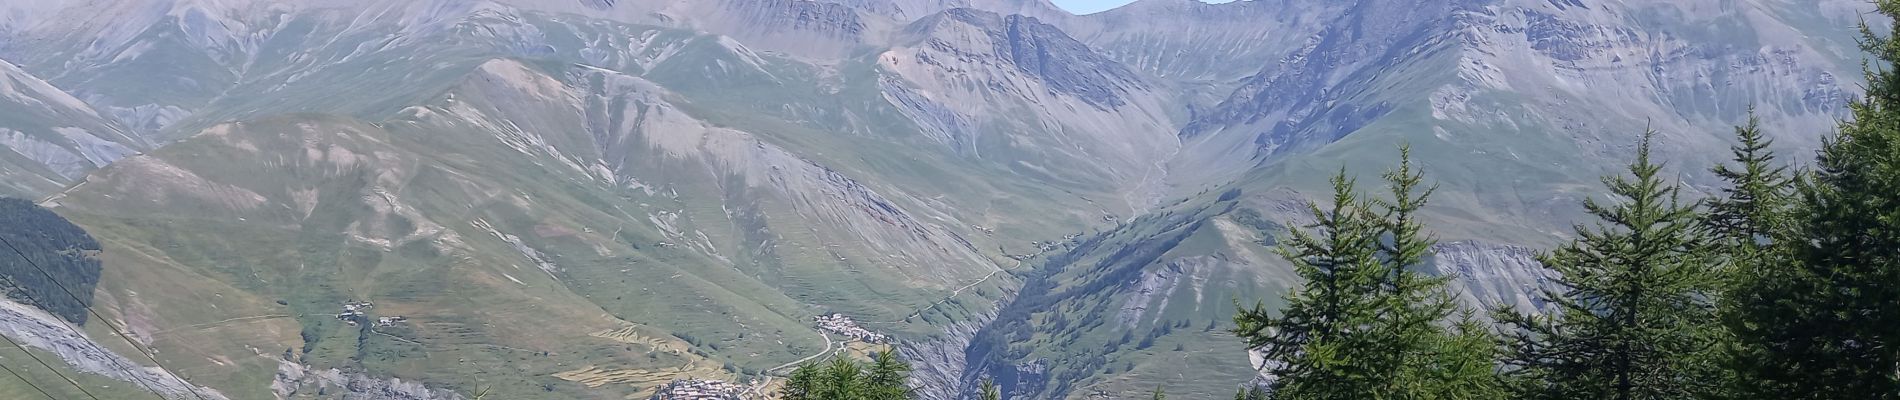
left=1432, top=240, right=1559, bottom=314
left=900, top=294, right=1012, bottom=400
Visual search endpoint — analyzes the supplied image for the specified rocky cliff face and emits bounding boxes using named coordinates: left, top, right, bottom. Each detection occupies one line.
left=901, top=302, right=1007, bottom=400
left=1432, top=240, right=1557, bottom=314
left=925, top=9, right=1142, bottom=108
left=1178, top=0, right=1861, bottom=178
left=1180, top=0, right=1469, bottom=163
left=1435, top=0, right=1857, bottom=157
left=671, top=0, right=888, bottom=59
left=1071, top=0, right=1349, bottom=86
left=882, top=7, right=1181, bottom=212
left=955, top=200, right=1296, bottom=399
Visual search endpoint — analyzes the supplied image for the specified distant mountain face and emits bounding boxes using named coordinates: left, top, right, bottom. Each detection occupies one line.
left=0, top=0, right=1869, bottom=399
left=0, top=59, right=143, bottom=196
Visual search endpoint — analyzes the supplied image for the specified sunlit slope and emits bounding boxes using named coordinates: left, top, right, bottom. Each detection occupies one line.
left=40, top=56, right=1060, bottom=397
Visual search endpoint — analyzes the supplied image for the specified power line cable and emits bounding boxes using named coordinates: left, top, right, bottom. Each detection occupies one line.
left=0, top=357, right=56, bottom=400
left=0, top=359, right=56, bottom=400
left=0, top=327, right=99, bottom=400
left=0, top=236, right=201, bottom=400
left=0, top=235, right=167, bottom=399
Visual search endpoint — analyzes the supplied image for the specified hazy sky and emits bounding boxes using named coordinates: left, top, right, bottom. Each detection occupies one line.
left=1050, top=0, right=1234, bottom=14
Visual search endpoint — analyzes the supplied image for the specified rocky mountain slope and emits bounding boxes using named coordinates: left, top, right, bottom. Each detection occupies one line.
left=33, top=58, right=980, bottom=398
left=952, top=0, right=1871, bottom=398
left=0, top=0, right=1873, bottom=399
left=0, top=60, right=144, bottom=197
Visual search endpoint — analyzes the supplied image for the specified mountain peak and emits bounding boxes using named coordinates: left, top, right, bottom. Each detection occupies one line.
left=904, top=7, right=1141, bottom=107
left=885, top=0, right=1070, bottom=22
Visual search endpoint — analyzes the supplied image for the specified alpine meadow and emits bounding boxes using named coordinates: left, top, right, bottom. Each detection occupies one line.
left=0, top=0, right=1893, bottom=399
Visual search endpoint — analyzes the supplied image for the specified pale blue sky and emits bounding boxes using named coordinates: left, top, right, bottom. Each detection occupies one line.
left=1050, top=0, right=1234, bottom=14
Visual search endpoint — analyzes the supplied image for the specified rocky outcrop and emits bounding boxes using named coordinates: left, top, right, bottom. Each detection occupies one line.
left=882, top=7, right=1180, bottom=211
left=1180, top=0, right=1465, bottom=162
left=906, top=8, right=1142, bottom=108
left=271, top=361, right=465, bottom=400
left=1431, top=240, right=1557, bottom=313
left=0, top=299, right=228, bottom=400
left=686, top=0, right=882, bottom=59
left=1072, top=0, right=1349, bottom=84
left=1436, top=0, right=1858, bottom=157
left=717, top=0, right=868, bottom=39
left=901, top=304, right=1006, bottom=400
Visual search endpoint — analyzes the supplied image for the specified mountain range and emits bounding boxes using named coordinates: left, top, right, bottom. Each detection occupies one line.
left=0, top=0, right=1869, bottom=399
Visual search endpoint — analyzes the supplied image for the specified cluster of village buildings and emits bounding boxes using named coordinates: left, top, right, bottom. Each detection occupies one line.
left=814, top=313, right=886, bottom=343
left=334, top=301, right=408, bottom=327
left=335, top=301, right=373, bottom=324
left=648, top=379, right=743, bottom=400
left=639, top=313, right=886, bottom=400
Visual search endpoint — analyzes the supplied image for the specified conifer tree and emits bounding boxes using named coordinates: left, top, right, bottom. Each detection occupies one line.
left=1705, top=111, right=1794, bottom=399
left=1234, top=149, right=1502, bottom=400
left=1426, top=312, right=1508, bottom=400
left=1494, top=133, right=1724, bottom=400
left=1234, top=385, right=1267, bottom=400
left=980, top=378, right=1001, bottom=400
left=822, top=357, right=868, bottom=400
left=1725, top=2, right=1900, bottom=397
left=778, top=354, right=916, bottom=400
left=866, top=351, right=913, bottom=400
left=784, top=363, right=823, bottom=400
left=1232, top=170, right=1386, bottom=399
left=1371, top=149, right=1503, bottom=400
left=1705, top=111, right=1790, bottom=244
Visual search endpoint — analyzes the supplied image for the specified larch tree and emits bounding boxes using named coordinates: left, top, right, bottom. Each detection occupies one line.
left=980, top=379, right=1001, bottom=400
left=1234, top=385, right=1267, bottom=400
left=866, top=351, right=913, bottom=400
left=1370, top=149, right=1505, bottom=400
left=1724, top=1, right=1900, bottom=397
left=1494, top=133, right=1725, bottom=400
left=778, top=354, right=916, bottom=400
left=1232, top=169, right=1388, bottom=400
left=783, top=362, right=823, bottom=400
left=1704, top=111, right=1791, bottom=245
left=1234, top=149, right=1502, bottom=400
left=1704, top=111, right=1795, bottom=399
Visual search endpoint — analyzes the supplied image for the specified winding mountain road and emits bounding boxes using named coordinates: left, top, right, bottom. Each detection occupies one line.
left=769, top=331, right=833, bottom=374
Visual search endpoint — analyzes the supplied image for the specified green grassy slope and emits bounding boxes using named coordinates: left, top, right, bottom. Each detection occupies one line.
left=32, top=40, right=1113, bottom=396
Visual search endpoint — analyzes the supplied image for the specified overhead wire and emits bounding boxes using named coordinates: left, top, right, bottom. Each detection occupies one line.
left=0, top=357, right=56, bottom=400
left=0, top=360, right=57, bottom=400
left=0, top=236, right=204, bottom=400
left=0, top=327, right=100, bottom=400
